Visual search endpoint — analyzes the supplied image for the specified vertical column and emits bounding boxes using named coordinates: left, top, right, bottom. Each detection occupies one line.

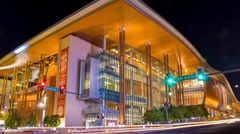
left=102, top=37, right=106, bottom=114
left=20, top=62, right=31, bottom=117
left=36, top=54, right=45, bottom=125
left=176, top=63, right=181, bottom=106
left=163, top=53, right=169, bottom=122
left=140, top=53, right=145, bottom=116
left=149, top=42, right=153, bottom=109
left=9, top=68, right=18, bottom=113
left=103, top=35, right=106, bottom=51
left=179, top=63, right=184, bottom=105
left=0, top=74, right=6, bottom=109
left=118, top=26, right=126, bottom=125
left=1, top=73, right=8, bottom=111
left=0, top=74, right=5, bottom=109
left=130, top=48, right=134, bottom=125
left=146, top=41, right=152, bottom=110
left=2, top=73, right=8, bottom=111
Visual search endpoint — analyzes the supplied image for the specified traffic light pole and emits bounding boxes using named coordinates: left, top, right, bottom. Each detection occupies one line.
left=208, top=68, right=240, bottom=75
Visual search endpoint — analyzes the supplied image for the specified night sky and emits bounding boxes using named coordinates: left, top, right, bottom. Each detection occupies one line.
left=1, top=1, right=240, bottom=99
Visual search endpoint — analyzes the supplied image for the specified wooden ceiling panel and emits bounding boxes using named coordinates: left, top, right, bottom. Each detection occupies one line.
left=0, top=0, right=201, bottom=76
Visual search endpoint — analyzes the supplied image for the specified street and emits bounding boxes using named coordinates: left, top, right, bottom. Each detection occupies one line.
left=1, top=118, right=240, bottom=134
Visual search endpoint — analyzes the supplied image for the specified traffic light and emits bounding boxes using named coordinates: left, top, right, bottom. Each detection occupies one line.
left=196, top=67, right=207, bottom=81
left=39, top=81, right=45, bottom=91
left=165, top=73, right=175, bottom=87
left=59, top=85, right=65, bottom=94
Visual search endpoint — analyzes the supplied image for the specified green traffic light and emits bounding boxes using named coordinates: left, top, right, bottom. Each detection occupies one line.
left=168, top=79, right=173, bottom=83
left=198, top=74, right=203, bottom=80
left=165, top=73, right=175, bottom=87
left=196, top=67, right=207, bottom=81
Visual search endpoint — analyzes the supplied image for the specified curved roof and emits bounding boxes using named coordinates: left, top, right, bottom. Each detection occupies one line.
left=0, top=0, right=238, bottom=102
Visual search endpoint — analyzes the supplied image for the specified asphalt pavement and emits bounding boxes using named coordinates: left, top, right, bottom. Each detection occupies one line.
left=144, top=121, right=240, bottom=134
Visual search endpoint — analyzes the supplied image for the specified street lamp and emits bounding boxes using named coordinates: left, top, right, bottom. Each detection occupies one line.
left=39, top=102, right=44, bottom=108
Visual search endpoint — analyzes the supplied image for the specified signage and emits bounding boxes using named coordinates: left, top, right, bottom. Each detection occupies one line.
left=45, top=86, right=59, bottom=92
left=57, top=47, right=68, bottom=118
left=176, top=74, right=196, bottom=82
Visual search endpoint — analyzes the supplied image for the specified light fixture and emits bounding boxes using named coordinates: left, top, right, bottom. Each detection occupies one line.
left=13, top=44, right=29, bottom=54
left=39, top=102, right=44, bottom=107
left=227, top=105, right=230, bottom=109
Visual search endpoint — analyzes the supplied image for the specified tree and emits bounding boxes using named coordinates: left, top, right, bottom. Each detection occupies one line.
left=174, top=105, right=193, bottom=119
left=143, top=107, right=164, bottom=123
left=5, top=111, right=22, bottom=129
left=143, top=104, right=209, bottom=124
left=43, top=115, right=61, bottom=127
left=168, top=105, right=181, bottom=121
left=199, top=104, right=209, bottom=117
left=187, top=104, right=209, bottom=118
left=26, top=113, right=37, bottom=127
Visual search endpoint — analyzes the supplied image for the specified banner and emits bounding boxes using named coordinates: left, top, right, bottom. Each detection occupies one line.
left=57, top=47, right=68, bottom=118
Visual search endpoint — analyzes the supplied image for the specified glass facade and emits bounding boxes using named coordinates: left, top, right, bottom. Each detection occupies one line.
left=83, top=44, right=222, bottom=125
left=182, top=80, right=204, bottom=106
left=84, top=45, right=165, bottom=125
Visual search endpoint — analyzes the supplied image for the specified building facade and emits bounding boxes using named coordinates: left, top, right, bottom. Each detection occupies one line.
left=0, top=0, right=239, bottom=127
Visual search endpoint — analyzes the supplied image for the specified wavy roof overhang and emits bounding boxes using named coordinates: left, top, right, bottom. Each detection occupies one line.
left=0, top=0, right=238, bottom=102
left=129, top=0, right=239, bottom=102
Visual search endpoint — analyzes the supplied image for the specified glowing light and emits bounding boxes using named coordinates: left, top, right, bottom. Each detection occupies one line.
left=40, top=82, right=45, bottom=86
left=13, top=44, right=29, bottom=54
left=198, top=75, right=203, bottom=79
left=39, top=102, right=44, bottom=107
left=168, top=79, right=173, bottom=83
left=227, top=105, right=230, bottom=109
left=235, top=85, right=239, bottom=88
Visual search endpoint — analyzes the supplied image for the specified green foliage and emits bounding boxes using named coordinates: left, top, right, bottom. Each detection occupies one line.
left=5, top=111, right=22, bottom=129
left=143, top=107, right=165, bottom=123
left=26, top=113, right=37, bottom=127
left=199, top=104, right=209, bottom=117
left=43, top=115, right=61, bottom=127
left=143, top=104, right=209, bottom=123
left=0, top=112, right=8, bottom=121
left=168, top=105, right=181, bottom=120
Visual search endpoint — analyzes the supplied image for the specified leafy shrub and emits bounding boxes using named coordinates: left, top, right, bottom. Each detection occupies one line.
left=43, top=115, right=61, bottom=127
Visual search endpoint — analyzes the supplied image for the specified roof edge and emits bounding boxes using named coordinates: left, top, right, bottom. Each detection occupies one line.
left=0, top=0, right=115, bottom=66
left=126, top=0, right=239, bottom=102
